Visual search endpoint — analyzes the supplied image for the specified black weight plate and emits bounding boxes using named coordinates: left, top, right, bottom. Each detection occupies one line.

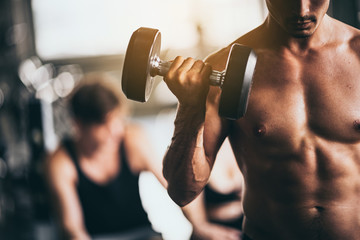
left=122, top=27, right=161, bottom=102
left=219, top=44, right=257, bottom=119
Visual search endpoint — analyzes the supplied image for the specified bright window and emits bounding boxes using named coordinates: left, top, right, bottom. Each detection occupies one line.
left=32, top=0, right=266, bottom=60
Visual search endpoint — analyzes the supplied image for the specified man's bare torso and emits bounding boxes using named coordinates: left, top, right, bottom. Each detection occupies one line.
left=206, top=16, right=360, bottom=240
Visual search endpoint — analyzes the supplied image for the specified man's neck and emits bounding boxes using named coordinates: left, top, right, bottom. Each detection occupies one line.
left=77, top=136, right=120, bottom=161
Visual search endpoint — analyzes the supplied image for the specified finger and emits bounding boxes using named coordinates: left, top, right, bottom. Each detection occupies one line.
left=227, top=231, right=242, bottom=240
left=178, top=57, right=196, bottom=73
left=185, top=60, right=207, bottom=86
left=213, top=231, right=241, bottom=240
left=212, top=225, right=242, bottom=240
left=199, top=62, right=212, bottom=80
left=165, top=56, right=185, bottom=81
left=171, top=56, right=185, bottom=69
left=190, top=59, right=206, bottom=73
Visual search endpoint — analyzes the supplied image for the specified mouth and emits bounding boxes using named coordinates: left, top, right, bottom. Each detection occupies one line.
left=294, top=20, right=312, bottom=29
left=288, top=16, right=316, bottom=30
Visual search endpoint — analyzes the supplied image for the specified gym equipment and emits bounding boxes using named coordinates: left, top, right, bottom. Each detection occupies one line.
left=122, top=27, right=257, bottom=119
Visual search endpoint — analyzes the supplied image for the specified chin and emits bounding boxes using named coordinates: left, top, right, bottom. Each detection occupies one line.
left=289, top=29, right=315, bottom=39
left=293, top=33, right=312, bottom=38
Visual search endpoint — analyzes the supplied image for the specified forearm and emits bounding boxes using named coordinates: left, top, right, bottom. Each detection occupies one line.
left=60, top=229, right=91, bottom=240
left=181, top=191, right=208, bottom=226
left=56, top=203, right=91, bottom=240
left=163, top=105, right=211, bottom=206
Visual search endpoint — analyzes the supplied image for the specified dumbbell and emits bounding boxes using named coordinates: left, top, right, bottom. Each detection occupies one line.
left=122, top=27, right=257, bottom=119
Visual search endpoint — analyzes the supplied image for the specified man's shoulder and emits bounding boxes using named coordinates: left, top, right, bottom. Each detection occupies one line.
left=330, top=17, right=360, bottom=51
left=47, top=145, right=76, bottom=178
left=205, top=26, right=263, bottom=71
left=348, top=27, right=360, bottom=53
left=204, top=45, right=232, bottom=72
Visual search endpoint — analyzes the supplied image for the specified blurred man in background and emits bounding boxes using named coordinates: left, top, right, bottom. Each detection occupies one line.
left=46, top=73, right=164, bottom=239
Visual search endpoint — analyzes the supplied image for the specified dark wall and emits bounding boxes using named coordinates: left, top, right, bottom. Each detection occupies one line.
left=328, top=0, right=359, bottom=28
left=0, top=1, right=41, bottom=239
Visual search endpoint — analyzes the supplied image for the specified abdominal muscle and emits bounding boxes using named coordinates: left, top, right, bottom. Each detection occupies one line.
left=243, top=197, right=360, bottom=240
left=236, top=137, right=360, bottom=240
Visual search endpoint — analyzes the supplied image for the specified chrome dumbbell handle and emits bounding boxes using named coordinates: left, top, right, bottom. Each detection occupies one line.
left=150, top=57, right=225, bottom=87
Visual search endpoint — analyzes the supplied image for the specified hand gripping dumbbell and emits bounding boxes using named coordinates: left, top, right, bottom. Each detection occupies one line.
left=121, top=27, right=257, bottom=119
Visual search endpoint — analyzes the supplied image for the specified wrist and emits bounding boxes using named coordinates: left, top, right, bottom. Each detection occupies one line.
left=177, top=104, right=206, bottom=120
left=174, top=105, right=205, bottom=137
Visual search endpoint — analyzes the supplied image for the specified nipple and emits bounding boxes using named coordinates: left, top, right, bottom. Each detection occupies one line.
left=314, top=206, right=325, bottom=212
left=353, top=120, right=360, bottom=132
left=253, top=124, right=267, bottom=137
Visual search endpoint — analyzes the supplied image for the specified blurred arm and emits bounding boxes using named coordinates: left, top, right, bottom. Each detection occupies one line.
left=45, top=148, right=90, bottom=240
left=182, top=192, right=242, bottom=240
left=123, top=123, right=168, bottom=188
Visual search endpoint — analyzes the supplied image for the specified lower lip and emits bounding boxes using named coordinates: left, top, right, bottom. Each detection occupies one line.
left=294, top=21, right=312, bottom=29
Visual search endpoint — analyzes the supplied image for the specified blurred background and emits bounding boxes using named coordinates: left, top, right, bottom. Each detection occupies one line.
left=0, top=0, right=359, bottom=239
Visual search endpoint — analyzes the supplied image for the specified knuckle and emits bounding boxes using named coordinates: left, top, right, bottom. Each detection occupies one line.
left=194, top=59, right=204, bottom=66
left=166, top=57, right=183, bottom=80
left=187, top=71, right=200, bottom=81
left=165, top=71, right=173, bottom=81
left=184, top=57, right=195, bottom=64
left=176, top=71, right=187, bottom=82
left=204, top=62, right=212, bottom=70
left=174, top=56, right=184, bottom=62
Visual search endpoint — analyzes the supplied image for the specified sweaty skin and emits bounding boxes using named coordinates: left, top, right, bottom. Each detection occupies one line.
left=163, top=1, right=360, bottom=240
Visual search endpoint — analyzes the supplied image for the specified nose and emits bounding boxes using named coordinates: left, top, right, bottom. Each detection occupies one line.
left=293, top=0, right=311, bottom=16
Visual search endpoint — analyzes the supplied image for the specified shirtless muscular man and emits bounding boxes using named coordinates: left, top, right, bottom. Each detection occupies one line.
left=163, top=1, right=360, bottom=239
